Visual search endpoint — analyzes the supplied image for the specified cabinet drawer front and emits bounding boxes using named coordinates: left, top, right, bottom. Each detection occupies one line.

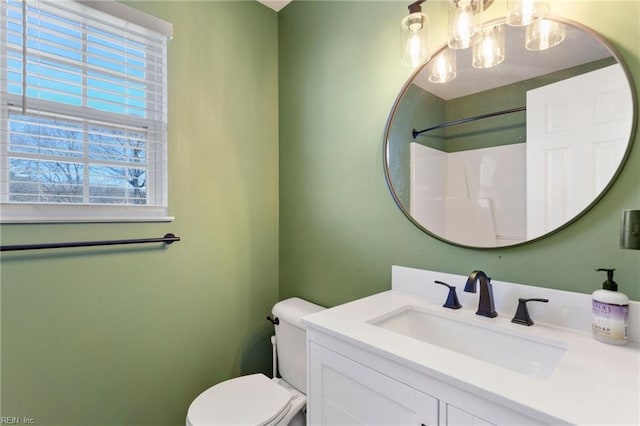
left=309, top=342, right=439, bottom=426
left=446, top=404, right=495, bottom=426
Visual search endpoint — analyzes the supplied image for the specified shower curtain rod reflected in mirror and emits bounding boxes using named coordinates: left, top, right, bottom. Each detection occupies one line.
left=412, top=106, right=526, bottom=139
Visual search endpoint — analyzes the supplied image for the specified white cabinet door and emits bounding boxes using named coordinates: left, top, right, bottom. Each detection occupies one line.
left=308, top=342, right=439, bottom=426
left=445, top=404, right=494, bottom=426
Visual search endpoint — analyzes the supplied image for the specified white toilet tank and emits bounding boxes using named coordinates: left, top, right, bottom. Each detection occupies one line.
left=272, top=297, right=324, bottom=394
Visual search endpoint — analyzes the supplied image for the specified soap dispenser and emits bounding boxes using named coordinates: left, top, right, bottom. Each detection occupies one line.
left=592, top=268, right=629, bottom=345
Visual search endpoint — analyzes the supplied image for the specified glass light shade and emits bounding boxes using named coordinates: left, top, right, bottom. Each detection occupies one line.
left=506, top=0, right=550, bottom=27
left=472, top=25, right=505, bottom=69
left=429, top=49, right=456, bottom=83
left=401, top=12, right=430, bottom=67
left=526, top=19, right=565, bottom=50
left=448, top=0, right=483, bottom=49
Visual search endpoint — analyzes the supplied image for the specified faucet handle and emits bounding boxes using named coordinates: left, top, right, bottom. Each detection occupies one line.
left=511, top=298, right=549, bottom=326
left=434, top=281, right=462, bottom=310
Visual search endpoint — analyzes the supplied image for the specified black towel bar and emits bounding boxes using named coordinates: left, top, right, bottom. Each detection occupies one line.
left=0, top=233, right=181, bottom=252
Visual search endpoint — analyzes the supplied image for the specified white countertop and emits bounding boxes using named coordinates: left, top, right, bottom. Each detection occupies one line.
left=303, top=267, right=640, bottom=425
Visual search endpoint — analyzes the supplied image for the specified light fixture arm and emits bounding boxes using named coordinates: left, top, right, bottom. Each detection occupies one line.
left=481, top=0, right=495, bottom=11
left=408, top=0, right=426, bottom=14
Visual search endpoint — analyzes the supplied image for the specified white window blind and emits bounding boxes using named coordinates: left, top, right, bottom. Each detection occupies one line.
left=0, top=0, right=173, bottom=222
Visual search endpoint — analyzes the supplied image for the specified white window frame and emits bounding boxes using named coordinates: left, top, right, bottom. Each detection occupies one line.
left=0, top=0, right=173, bottom=223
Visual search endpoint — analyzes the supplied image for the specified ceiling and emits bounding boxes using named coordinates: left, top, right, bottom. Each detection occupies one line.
left=257, top=0, right=292, bottom=12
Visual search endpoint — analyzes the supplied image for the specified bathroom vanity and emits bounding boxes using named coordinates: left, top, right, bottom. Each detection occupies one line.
left=303, top=266, right=640, bottom=425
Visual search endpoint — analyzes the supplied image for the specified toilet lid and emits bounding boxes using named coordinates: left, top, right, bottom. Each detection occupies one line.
left=187, top=374, right=292, bottom=426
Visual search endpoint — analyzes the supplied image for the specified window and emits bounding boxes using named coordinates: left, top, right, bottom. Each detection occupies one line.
left=0, top=0, right=172, bottom=222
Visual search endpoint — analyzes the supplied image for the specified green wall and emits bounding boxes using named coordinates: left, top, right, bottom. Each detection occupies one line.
left=1, top=1, right=279, bottom=425
left=278, top=0, right=640, bottom=307
left=1, top=1, right=639, bottom=425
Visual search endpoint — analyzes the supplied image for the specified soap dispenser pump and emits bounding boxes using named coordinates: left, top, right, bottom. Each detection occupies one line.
left=592, top=268, right=629, bottom=345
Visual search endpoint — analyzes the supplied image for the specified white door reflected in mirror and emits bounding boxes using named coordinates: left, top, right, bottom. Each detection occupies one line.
left=526, top=64, right=633, bottom=238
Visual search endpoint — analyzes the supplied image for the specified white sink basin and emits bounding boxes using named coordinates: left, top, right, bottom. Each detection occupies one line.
left=371, top=306, right=567, bottom=380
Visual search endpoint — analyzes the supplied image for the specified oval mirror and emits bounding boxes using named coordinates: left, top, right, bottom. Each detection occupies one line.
left=384, top=17, right=637, bottom=248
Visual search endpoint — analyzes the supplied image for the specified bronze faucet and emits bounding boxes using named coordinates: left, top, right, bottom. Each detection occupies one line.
left=464, top=270, right=498, bottom=318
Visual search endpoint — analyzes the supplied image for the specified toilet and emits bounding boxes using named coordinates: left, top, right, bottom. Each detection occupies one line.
left=186, top=297, right=325, bottom=426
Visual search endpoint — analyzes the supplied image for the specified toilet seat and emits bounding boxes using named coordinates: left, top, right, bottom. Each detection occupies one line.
left=186, top=374, right=294, bottom=426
